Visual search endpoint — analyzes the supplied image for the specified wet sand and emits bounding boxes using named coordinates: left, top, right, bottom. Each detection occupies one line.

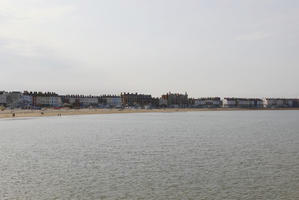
left=0, top=108, right=298, bottom=119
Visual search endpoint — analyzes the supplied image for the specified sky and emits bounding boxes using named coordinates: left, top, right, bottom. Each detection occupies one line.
left=0, top=0, right=298, bottom=98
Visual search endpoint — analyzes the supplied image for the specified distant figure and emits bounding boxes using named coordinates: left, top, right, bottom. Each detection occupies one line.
left=41, top=112, right=44, bottom=115
left=12, top=113, right=15, bottom=117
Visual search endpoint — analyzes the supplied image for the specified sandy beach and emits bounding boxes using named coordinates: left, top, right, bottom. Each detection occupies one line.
left=0, top=108, right=298, bottom=119
left=0, top=108, right=210, bottom=119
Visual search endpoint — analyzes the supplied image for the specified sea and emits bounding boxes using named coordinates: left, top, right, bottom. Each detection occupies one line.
left=0, top=110, right=299, bottom=200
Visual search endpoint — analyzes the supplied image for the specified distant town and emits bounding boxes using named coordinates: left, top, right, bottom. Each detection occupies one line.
left=0, top=90, right=299, bottom=110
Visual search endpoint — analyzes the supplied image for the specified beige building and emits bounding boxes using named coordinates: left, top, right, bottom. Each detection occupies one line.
left=161, top=92, right=188, bottom=107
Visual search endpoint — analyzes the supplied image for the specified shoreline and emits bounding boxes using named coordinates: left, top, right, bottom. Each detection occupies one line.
left=0, top=108, right=299, bottom=119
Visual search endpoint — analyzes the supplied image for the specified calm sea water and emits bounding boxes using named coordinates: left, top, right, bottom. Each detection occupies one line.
left=0, top=111, right=299, bottom=200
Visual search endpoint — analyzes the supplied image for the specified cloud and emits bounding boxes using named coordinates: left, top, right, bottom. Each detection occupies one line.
left=0, top=0, right=77, bottom=60
left=0, top=38, right=42, bottom=57
left=0, top=0, right=76, bottom=23
left=236, top=31, right=271, bottom=41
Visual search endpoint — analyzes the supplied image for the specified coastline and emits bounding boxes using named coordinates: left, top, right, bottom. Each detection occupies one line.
left=0, top=108, right=299, bottom=119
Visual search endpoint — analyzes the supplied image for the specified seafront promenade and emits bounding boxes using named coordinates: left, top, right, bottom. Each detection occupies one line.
left=1, top=91, right=299, bottom=110
left=1, top=108, right=299, bottom=119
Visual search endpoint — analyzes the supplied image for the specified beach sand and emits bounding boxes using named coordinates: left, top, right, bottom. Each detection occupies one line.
left=0, top=108, right=208, bottom=119
left=0, top=108, right=298, bottom=119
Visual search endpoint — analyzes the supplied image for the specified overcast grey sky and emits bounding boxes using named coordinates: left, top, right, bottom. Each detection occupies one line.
left=0, top=0, right=298, bottom=98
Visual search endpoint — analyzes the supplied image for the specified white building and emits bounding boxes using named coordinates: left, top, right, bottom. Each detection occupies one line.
left=223, top=98, right=237, bottom=108
left=49, top=96, right=62, bottom=107
left=0, top=91, right=8, bottom=106
left=223, top=98, right=264, bottom=108
left=68, top=96, right=99, bottom=107
left=265, top=98, right=285, bottom=108
left=264, top=98, right=297, bottom=108
left=21, top=95, right=33, bottom=108
left=105, top=96, right=122, bottom=107
left=35, top=96, right=62, bottom=107
left=23, top=95, right=32, bottom=104
left=237, top=99, right=251, bottom=107
left=249, top=98, right=264, bottom=108
left=194, top=97, right=221, bottom=108
left=6, top=92, right=23, bottom=108
left=159, top=98, right=168, bottom=107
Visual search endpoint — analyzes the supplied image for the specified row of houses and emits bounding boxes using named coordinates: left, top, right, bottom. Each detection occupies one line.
left=1, top=91, right=299, bottom=109
left=223, top=98, right=264, bottom=108
left=192, top=97, right=299, bottom=108
left=0, top=91, right=156, bottom=109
